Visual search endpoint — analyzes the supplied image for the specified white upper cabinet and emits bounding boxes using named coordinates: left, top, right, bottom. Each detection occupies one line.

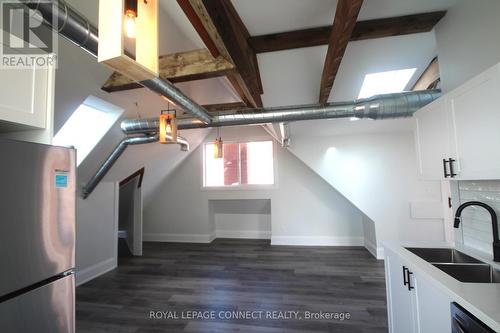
left=0, top=66, right=52, bottom=129
left=414, top=63, right=500, bottom=180
left=447, top=64, right=500, bottom=180
left=414, top=97, right=450, bottom=180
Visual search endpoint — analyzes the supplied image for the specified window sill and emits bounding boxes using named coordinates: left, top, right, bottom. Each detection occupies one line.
left=201, top=184, right=278, bottom=192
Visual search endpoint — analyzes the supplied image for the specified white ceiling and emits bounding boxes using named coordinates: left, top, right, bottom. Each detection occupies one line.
left=232, top=0, right=456, bottom=36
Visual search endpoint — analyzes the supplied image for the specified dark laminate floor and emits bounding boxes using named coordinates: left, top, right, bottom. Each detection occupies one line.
left=76, top=239, right=388, bottom=333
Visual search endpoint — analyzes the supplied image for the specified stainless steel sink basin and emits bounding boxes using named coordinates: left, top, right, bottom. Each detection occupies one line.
left=433, top=263, right=500, bottom=283
left=405, top=247, right=482, bottom=264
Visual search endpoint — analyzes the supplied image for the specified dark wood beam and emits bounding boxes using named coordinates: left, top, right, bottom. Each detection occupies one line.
left=319, top=0, right=364, bottom=103
left=177, top=0, right=263, bottom=107
left=200, top=0, right=263, bottom=106
left=250, top=11, right=446, bottom=54
left=412, top=57, right=440, bottom=91
left=102, top=48, right=236, bottom=92
left=176, top=0, right=221, bottom=58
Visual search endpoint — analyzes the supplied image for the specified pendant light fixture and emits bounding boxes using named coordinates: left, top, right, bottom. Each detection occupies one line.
left=214, top=126, right=223, bottom=159
left=124, top=0, right=138, bottom=38
left=159, top=104, right=177, bottom=144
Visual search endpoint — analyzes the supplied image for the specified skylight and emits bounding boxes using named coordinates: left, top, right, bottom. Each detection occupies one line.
left=53, top=96, right=123, bottom=166
left=358, top=68, right=417, bottom=99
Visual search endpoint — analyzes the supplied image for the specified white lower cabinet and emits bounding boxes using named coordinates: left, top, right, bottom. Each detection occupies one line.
left=385, top=253, right=417, bottom=333
left=385, top=249, right=452, bottom=333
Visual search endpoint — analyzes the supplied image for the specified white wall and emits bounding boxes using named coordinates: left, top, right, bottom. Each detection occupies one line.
left=435, top=0, right=500, bottom=92
left=289, top=119, right=445, bottom=255
left=75, top=182, right=118, bottom=286
left=144, top=126, right=365, bottom=246
left=210, top=199, right=272, bottom=239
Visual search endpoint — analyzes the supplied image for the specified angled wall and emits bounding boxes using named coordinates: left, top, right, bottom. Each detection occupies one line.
left=288, top=119, right=446, bottom=255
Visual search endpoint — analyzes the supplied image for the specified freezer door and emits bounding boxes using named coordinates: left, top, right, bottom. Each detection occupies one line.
left=0, top=139, right=76, bottom=297
left=0, top=274, right=75, bottom=333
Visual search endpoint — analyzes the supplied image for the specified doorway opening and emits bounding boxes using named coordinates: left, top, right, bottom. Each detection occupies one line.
left=118, top=168, right=144, bottom=258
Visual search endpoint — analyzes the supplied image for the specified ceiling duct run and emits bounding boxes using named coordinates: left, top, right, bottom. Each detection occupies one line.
left=82, top=134, right=189, bottom=199
left=121, top=90, right=441, bottom=134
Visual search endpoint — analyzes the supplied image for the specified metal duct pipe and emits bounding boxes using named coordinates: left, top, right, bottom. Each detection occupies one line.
left=25, top=0, right=212, bottom=124
left=82, top=134, right=189, bottom=199
left=121, top=90, right=441, bottom=134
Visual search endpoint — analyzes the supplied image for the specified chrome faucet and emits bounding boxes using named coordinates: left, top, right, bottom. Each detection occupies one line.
left=454, top=201, right=500, bottom=262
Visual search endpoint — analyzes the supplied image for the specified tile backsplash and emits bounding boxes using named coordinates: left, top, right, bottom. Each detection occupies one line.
left=451, top=180, right=500, bottom=256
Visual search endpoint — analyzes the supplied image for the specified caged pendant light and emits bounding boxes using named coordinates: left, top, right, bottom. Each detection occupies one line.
left=213, top=126, right=223, bottom=159
left=159, top=108, right=177, bottom=144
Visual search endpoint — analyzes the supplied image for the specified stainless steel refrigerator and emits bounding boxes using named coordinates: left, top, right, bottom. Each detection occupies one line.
left=0, top=138, right=76, bottom=333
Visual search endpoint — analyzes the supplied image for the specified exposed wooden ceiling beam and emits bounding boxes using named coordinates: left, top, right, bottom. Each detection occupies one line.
left=178, top=0, right=263, bottom=107
left=102, top=48, right=235, bottom=92
left=250, top=11, right=446, bottom=54
left=319, top=0, right=364, bottom=103
left=412, top=57, right=440, bottom=91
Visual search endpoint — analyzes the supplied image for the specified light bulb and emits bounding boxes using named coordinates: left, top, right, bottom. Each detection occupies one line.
left=124, top=9, right=136, bottom=38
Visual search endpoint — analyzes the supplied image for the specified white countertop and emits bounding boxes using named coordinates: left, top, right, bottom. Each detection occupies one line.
left=384, top=241, right=500, bottom=332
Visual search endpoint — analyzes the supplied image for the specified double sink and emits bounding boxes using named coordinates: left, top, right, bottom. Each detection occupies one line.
left=406, top=247, right=500, bottom=283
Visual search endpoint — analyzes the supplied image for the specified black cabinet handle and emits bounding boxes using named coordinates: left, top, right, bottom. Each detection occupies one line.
left=402, top=266, right=409, bottom=287
left=443, top=159, right=450, bottom=178
left=448, top=158, right=457, bottom=177
left=406, top=270, right=414, bottom=291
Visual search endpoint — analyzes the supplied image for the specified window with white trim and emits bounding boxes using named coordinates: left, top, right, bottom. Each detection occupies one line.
left=203, top=140, right=274, bottom=187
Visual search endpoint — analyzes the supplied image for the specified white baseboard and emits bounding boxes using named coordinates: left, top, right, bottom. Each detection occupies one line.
left=216, top=230, right=271, bottom=239
left=271, top=236, right=364, bottom=246
left=143, top=232, right=215, bottom=243
left=364, top=239, right=378, bottom=258
left=76, top=257, right=116, bottom=287
left=376, top=247, right=385, bottom=260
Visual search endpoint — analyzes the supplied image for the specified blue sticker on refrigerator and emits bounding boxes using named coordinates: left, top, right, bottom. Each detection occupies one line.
left=55, top=174, right=68, bottom=188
